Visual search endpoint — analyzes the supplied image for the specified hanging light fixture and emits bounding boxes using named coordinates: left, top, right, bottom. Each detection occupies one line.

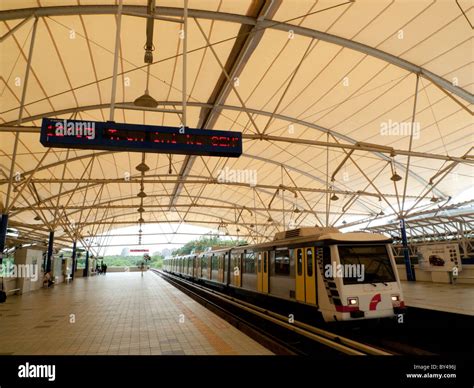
left=390, top=156, right=402, bottom=182
left=137, top=206, right=145, bottom=213
left=137, top=190, right=147, bottom=198
left=138, top=217, right=145, bottom=223
left=134, top=0, right=157, bottom=107
left=390, top=172, right=402, bottom=182
left=136, top=162, right=150, bottom=172
left=267, top=216, right=273, bottom=223
left=430, top=196, right=439, bottom=203
left=34, top=215, right=41, bottom=221
left=330, top=193, right=339, bottom=201
left=134, top=91, right=158, bottom=108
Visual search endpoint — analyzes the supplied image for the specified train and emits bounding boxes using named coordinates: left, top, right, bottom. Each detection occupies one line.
left=163, top=227, right=406, bottom=322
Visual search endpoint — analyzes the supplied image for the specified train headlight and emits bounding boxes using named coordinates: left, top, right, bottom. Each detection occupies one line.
left=347, top=297, right=359, bottom=306
left=391, top=295, right=400, bottom=302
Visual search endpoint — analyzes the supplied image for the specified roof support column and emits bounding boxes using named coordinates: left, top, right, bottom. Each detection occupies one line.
left=71, top=240, right=77, bottom=280
left=46, top=230, right=54, bottom=274
left=400, top=219, right=415, bottom=282
left=83, top=250, right=89, bottom=277
left=0, top=214, right=9, bottom=265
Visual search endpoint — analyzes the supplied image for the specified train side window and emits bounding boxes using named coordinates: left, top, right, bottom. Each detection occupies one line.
left=275, top=249, right=290, bottom=276
left=263, top=252, right=267, bottom=273
left=245, top=251, right=255, bottom=273
left=257, top=252, right=261, bottom=272
left=212, top=254, right=218, bottom=271
left=296, top=249, right=303, bottom=276
left=306, top=248, right=313, bottom=277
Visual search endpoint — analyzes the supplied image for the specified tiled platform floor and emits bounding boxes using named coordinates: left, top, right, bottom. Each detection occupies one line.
left=0, top=272, right=273, bottom=355
left=402, top=281, right=474, bottom=315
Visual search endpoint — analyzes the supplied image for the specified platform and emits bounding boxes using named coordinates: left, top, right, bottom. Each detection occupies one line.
left=0, top=272, right=272, bottom=355
left=402, top=281, right=474, bottom=316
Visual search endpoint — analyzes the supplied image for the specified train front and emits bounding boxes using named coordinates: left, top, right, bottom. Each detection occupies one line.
left=319, top=232, right=406, bottom=322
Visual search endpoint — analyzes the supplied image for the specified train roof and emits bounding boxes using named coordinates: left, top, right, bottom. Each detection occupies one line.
left=169, top=228, right=392, bottom=259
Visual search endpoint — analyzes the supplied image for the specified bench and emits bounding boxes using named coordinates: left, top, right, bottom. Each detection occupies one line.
left=7, top=288, right=21, bottom=295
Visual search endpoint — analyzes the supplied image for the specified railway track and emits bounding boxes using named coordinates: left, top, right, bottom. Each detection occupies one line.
left=152, top=269, right=394, bottom=356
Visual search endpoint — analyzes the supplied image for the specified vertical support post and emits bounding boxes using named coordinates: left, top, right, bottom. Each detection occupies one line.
left=400, top=219, right=414, bottom=281
left=182, top=0, right=188, bottom=128
left=84, top=250, right=89, bottom=277
left=71, top=240, right=77, bottom=280
left=0, top=214, right=9, bottom=265
left=46, top=230, right=54, bottom=273
left=109, top=0, right=123, bottom=121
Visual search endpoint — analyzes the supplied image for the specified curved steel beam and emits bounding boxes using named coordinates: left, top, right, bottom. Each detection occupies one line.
left=0, top=5, right=471, bottom=103
left=2, top=101, right=447, bottom=197
left=62, top=208, right=272, bottom=242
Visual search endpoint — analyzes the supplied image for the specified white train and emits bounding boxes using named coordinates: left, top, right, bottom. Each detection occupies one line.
left=163, top=227, right=406, bottom=322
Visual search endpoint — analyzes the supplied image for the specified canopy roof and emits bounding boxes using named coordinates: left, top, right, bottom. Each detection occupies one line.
left=0, top=0, right=473, bottom=251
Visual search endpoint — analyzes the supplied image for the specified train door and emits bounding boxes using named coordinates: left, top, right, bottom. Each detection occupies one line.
left=257, top=251, right=269, bottom=293
left=295, top=247, right=317, bottom=305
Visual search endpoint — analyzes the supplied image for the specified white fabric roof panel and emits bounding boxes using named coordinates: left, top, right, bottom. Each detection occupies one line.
left=0, top=1, right=472, bottom=246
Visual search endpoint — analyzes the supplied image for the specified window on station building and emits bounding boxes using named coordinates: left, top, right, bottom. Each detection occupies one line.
left=275, top=249, right=290, bottom=276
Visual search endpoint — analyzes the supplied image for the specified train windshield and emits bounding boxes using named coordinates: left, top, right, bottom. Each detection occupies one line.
left=337, top=245, right=396, bottom=285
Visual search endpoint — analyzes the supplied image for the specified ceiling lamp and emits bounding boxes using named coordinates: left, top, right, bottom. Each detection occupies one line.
left=136, top=162, right=150, bottom=172
left=267, top=216, right=273, bottom=223
left=137, top=206, right=145, bottom=213
left=390, top=172, right=402, bottom=182
left=236, top=227, right=240, bottom=233
left=330, top=193, right=339, bottom=201
left=34, top=215, right=41, bottom=221
left=379, top=211, right=385, bottom=216
left=137, top=190, right=147, bottom=198
left=293, top=207, right=301, bottom=213
left=133, top=91, right=158, bottom=108
left=138, top=217, right=145, bottom=223
left=250, top=224, right=254, bottom=228
left=342, top=220, right=347, bottom=225
left=430, top=196, right=439, bottom=203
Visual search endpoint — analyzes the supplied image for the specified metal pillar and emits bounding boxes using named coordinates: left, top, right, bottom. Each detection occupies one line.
left=71, top=240, right=77, bottom=280
left=46, top=230, right=54, bottom=273
left=400, top=219, right=415, bottom=281
left=83, top=250, right=89, bottom=277
left=0, top=214, right=9, bottom=265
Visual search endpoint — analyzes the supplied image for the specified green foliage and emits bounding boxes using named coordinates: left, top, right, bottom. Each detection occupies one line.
left=172, top=236, right=247, bottom=256
left=100, top=254, right=164, bottom=268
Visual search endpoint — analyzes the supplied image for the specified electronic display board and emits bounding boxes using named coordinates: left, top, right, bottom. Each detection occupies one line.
left=40, top=118, right=242, bottom=157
